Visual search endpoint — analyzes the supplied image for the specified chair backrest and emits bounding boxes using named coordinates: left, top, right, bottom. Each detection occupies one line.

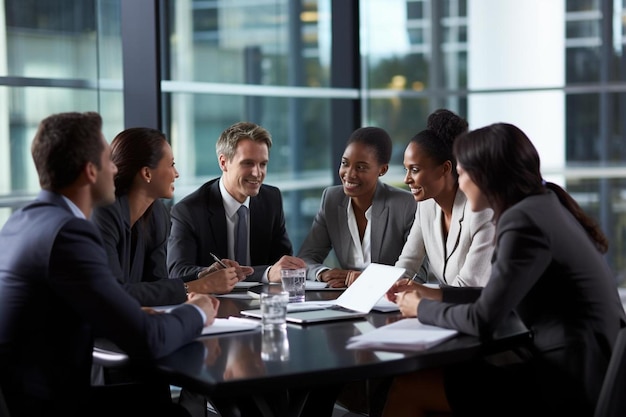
left=594, top=326, right=626, bottom=417
left=0, top=385, right=10, bottom=417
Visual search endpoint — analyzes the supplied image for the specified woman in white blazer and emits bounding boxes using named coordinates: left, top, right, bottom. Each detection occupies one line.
left=395, top=109, right=495, bottom=287
left=384, top=109, right=496, bottom=417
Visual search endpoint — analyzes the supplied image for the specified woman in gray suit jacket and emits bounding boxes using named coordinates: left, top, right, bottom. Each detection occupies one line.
left=298, top=126, right=416, bottom=288
left=395, top=109, right=495, bottom=287
left=388, top=123, right=626, bottom=416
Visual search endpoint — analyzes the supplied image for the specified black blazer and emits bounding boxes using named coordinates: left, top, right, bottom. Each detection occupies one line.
left=419, top=190, right=626, bottom=414
left=92, top=196, right=189, bottom=306
left=0, top=190, right=205, bottom=416
left=167, top=178, right=293, bottom=281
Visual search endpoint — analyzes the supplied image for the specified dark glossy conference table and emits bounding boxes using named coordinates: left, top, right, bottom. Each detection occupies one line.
left=142, top=287, right=530, bottom=416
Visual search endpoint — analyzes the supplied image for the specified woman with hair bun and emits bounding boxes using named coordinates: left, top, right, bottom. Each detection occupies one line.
left=395, top=109, right=495, bottom=287
left=382, top=110, right=496, bottom=417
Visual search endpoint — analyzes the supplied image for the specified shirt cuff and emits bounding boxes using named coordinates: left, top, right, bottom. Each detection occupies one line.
left=315, top=267, right=330, bottom=281
left=188, top=303, right=207, bottom=325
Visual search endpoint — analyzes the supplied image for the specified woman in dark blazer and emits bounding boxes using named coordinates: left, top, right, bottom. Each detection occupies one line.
left=387, top=122, right=626, bottom=416
left=92, top=128, right=252, bottom=306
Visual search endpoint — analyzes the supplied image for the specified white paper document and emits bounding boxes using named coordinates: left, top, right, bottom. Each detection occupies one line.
left=284, top=263, right=405, bottom=313
left=233, top=281, right=263, bottom=289
left=334, top=263, right=405, bottom=313
left=346, top=318, right=458, bottom=351
left=305, top=280, right=331, bottom=290
left=370, top=296, right=400, bottom=312
left=201, top=317, right=260, bottom=335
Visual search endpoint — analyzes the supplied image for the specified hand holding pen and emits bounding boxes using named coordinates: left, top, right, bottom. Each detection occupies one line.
left=209, top=252, right=254, bottom=281
left=209, top=252, right=228, bottom=269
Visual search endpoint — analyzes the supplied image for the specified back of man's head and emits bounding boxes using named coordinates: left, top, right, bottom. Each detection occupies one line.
left=31, top=112, right=103, bottom=191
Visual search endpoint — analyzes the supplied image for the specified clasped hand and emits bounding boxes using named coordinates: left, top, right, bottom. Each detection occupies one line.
left=386, top=279, right=442, bottom=318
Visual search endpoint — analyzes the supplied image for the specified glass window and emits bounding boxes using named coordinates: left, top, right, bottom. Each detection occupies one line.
left=0, top=0, right=123, bottom=226
left=2, top=0, right=626, bottom=286
left=164, top=0, right=334, bottom=252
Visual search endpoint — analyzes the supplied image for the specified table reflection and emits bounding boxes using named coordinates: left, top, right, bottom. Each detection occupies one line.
left=223, top=338, right=266, bottom=380
left=261, top=327, right=290, bottom=362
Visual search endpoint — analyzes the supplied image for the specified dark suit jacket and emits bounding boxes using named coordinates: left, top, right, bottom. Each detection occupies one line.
left=92, top=196, right=188, bottom=306
left=0, top=190, right=204, bottom=416
left=167, top=178, right=293, bottom=281
left=297, top=181, right=417, bottom=280
left=419, top=190, right=626, bottom=413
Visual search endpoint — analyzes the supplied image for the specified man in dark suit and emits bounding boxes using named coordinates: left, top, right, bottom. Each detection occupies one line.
left=167, top=121, right=306, bottom=287
left=0, top=112, right=219, bottom=417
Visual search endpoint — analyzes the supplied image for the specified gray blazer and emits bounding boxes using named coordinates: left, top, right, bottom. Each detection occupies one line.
left=297, top=181, right=417, bottom=280
left=395, top=189, right=495, bottom=286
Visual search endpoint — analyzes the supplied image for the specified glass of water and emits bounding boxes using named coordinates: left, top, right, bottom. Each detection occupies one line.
left=280, top=268, right=306, bottom=302
left=260, top=291, right=289, bottom=329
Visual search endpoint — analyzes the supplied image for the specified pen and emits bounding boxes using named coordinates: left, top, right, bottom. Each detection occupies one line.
left=209, top=252, right=228, bottom=269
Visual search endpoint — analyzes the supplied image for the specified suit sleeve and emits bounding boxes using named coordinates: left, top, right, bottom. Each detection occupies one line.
left=448, top=207, right=496, bottom=287
left=92, top=201, right=187, bottom=306
left=51, top=218, right=204, bottom=358
left=167, top=201, right=204, bottom=278
left=297, top=188, right=333, bottom=280
left=418, top=211, right=551, bottom=338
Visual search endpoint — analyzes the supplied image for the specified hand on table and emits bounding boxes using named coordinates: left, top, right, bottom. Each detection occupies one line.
left=199, top=258, right=254, bottom=282
left=387, top=280, right=443, bottom=318
left=188, top=267, right=239, bottom=294
left=267, top=255, right=307, bottom=283
left=318, top=269, right=348, bottom=288
left=186, top=293, right=220, bottom=326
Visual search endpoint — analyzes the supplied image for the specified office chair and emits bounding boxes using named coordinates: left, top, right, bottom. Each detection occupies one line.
left=0, top=385, right=10, bottom=417
left=594, top=326, right=626, bottom=417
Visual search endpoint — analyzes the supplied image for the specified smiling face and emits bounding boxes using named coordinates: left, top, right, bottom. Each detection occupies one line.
left=457, top=163, right=489, bottom=212
left=219, top=138, right=268, bottom=203
left=339, top=142, right=387, bottom=201
left=402, top=141, right=448, bottom=202
left=147, top=141, right=179, bottom=199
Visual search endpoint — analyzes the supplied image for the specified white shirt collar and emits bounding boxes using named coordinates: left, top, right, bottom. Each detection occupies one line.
left=218, top=178, right=250, bottom=218
left=62, top=195, right=87, bottom=219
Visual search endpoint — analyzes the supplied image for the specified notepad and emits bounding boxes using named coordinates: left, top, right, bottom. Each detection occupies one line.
left=240, top=263, right=406, bottom=324
left=346, top=318, right=458, bottom=351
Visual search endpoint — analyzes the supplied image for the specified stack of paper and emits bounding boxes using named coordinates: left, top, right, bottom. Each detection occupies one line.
left=346, top=318, right=458, bottom=351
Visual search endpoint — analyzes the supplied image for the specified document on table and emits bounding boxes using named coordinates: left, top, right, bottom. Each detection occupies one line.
left=201, top=317, right=261, bottom=335
left=150, top=306, right=261, bottom=335
left=346, top=318, right=458, bottom=351
left=370, top=296, right=399, bottom=312
left=93, top=317, right=260, bottom=363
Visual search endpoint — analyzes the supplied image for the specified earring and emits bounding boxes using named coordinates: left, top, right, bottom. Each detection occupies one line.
left=147, top=179, right=151, bottom=184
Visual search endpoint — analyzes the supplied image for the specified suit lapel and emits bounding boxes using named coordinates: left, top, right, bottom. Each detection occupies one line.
left=206, top=180, right=228, bottom=254
left=337, top=196, right=351, bottom=260
left=370, top=182, right=388, bottom=261
left=445, top=190, right=466, bottom=260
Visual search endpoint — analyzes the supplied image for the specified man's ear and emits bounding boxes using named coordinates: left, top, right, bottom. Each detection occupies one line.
left=218, top=154, right=228, bottom=172
left=84, top=162, right=98, bottom=184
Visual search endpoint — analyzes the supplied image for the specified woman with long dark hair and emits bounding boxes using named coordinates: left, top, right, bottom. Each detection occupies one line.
left=387, top=122, right=625, bottom=416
